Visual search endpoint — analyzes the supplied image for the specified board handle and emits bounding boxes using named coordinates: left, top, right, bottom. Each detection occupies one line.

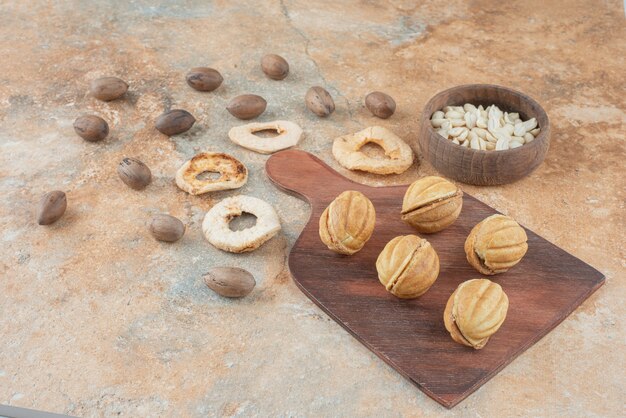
left=266, top=150, right=350, bottom=202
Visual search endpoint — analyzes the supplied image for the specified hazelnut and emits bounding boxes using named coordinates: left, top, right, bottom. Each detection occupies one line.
left=261, top=54, right=289, bottom=80
left=155, top=109, right=196, bottom=136
left=117, top=157, right=151, bottom=190
left=443, top=278, right=509, bottom=349
left=89, top=76, right=128, bottom=101
left=376, top=235, right=439, bottom=299
left=37, top=191, right=67, bottom=225
left=305, top=86, right=335, bottom=117
left=226, top=94, right=267, bottom=120
left=149, top=214, right=185, bottom=242
left=204, top=267, right=256, bottom=298
left=73, top=115, right=109, bottom=142
left=319, top=190, right=375, bottom=255
left=401, top=176, right=463, bottom=233
left=186, top=67, right=223, bottom=92
left=465, top=214, right=528, bottom=275
left=365, top=91, right=396, bottom=119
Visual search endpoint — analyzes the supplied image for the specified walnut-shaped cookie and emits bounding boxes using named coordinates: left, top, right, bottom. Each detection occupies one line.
left=376, top=235, right=439, bottom=299
left=401, top=176, right=463, bottom=233
left=443, top=278, right=509, bottom=349
left=465, top=214, right=528, bottom=275
left=319, top=190, right=376, bottom=255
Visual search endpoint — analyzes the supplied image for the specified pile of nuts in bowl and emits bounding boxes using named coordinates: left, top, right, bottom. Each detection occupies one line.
left=430, top=103, right=540, bottom=151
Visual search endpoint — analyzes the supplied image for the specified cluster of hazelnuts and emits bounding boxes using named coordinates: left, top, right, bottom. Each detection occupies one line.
left=73, top=53, right=397, bottom=145
left=40, top=53, right=397, bottom=231
left=36, top=53, right=402, bottom=307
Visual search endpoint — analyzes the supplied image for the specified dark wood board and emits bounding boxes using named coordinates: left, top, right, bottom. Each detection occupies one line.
left=265, top=150, right=605, bottom=409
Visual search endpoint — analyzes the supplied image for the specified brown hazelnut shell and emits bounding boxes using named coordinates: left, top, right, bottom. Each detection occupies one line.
left=204, top=267, right=256, bottom=298
left=117, top=157, right=152, bottom=190
left=90, top=77, right=128, bottom=101
left=155, top=109, right=196, bottom=136
left=73, top=115, right=109, bottom=142
left=227, top=95, right=267, bottom=120
left=365, top=91, right=396, bottom=119
left=37, top=191, right=67, bottom=225
left=261, top=54, right=289, bottom=80
left=186, top=67, right=223, bottom=91
left=149, top=214, right=185, bottom=242
left=305, top=86, right=335, bottom=117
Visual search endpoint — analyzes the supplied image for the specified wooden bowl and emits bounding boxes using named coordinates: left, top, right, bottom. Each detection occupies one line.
left=418, top=84, right=550, bottom=185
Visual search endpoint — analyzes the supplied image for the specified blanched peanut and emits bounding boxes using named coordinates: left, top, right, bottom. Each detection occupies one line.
left=431, top=103, right=540, bottom=151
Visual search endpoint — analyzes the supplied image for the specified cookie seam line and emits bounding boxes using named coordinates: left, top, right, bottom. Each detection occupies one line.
left=386, top=239, right=426, bottom=293
left=401, top=190, right=460, bottom=215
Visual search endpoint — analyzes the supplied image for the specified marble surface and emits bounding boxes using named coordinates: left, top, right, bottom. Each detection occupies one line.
left=0, top=1, right=624, bottom=417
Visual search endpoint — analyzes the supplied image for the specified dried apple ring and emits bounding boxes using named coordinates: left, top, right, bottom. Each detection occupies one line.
left=332, top=126, right=414, bottom=175
left=175, top=152, right=247, bottom=195
left=202, top=195, right=281, bottom=253
left=228, top=120, right=303, bottom=154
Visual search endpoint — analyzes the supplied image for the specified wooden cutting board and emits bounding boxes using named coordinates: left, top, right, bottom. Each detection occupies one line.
left=265, top=150, right=605, bottom=409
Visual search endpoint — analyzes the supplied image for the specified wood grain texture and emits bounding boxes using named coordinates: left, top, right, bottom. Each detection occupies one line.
left=418, top=84, right=550, bottom=185
left=266, top=150, right=604, bottom=409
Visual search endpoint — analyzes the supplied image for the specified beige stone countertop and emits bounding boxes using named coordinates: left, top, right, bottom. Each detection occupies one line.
left=0, top=1, right=624, bottom=417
